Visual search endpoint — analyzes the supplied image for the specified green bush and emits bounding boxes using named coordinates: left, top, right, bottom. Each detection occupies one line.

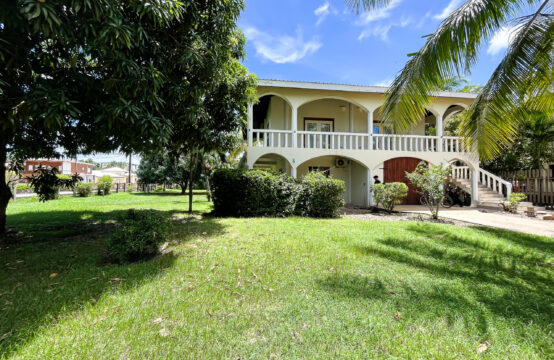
left=15, top=184, right=31, bottom=192
left=75, top=183, right=94, bottom=197
left=501, top=192, right=527, bottom=213
left=372, top=182, right=408, bottom=213
left=106, top=209, right=171, bottom=263
left=296, top=172, right=345, bottom=217
left=97, top=175, right=113, bottom=195
left=211, top=169, right=345, bottom=218
left=211, top=169, right=300, bottom=217
left=155, top=185, right=164, bottom=192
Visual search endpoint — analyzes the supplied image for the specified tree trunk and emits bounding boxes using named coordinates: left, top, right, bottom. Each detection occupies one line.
left=205, top=171, right=212, bottom=202
left=180, top=181, right=187, bottom=195
left=0, top=145, right=13, bottom=234
left=188, top=154, right=194, bottom=213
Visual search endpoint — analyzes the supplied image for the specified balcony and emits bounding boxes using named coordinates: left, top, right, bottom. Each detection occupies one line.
left=250, top=129, right=471, bottom=153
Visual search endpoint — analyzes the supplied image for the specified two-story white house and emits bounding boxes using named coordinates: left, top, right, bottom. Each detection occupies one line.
left=246, top=79, right=512, bottom=207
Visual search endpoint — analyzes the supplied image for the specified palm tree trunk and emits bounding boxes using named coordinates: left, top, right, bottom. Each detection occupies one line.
left=205, top=171, right=212, bottom=202
left=0, top=144, right=13, bottom=234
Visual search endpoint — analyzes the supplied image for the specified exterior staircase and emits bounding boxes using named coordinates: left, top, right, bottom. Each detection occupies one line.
left=450, top=166, right=512, bottom=208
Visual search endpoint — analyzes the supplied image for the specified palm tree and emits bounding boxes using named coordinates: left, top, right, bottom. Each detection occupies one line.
left=346, top=0, right=553, bottom=159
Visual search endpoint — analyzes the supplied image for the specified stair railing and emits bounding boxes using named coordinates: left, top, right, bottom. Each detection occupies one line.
left=478, top=168, right=512, bottom=197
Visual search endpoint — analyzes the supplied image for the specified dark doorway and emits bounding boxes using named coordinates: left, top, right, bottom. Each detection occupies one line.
left=384, top=157, right=425, bottom=205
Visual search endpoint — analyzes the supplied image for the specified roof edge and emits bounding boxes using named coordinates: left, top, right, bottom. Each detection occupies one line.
left=257, top=79, right=478, bottom=99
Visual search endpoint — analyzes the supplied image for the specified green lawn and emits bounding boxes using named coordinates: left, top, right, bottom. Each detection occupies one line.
left=1, top=192, right=552, bottom=359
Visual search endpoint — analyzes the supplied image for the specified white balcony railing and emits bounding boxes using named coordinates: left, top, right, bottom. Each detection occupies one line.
left=251, top=130, right=472, bottom=153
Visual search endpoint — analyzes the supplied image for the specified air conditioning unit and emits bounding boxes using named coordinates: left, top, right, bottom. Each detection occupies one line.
left=335, top=158, right=348, bottom=168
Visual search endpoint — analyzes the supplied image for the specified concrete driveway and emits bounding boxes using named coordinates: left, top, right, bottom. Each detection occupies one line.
left=396, top=205, right=554, bottom=238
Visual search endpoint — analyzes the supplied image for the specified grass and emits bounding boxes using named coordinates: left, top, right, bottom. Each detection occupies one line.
left=1, top=192, right=553, bottom=359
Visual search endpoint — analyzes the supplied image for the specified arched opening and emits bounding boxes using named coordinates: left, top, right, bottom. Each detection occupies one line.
left=381, top=157, right=427, bottom=205
left=254, top=94, right=293, bottom=131
left=372, top=107, right=437, bottom=136
left=252, top=153, right=293, bottom=176
left=297, top=155, right=370, bottom=207
left=443, top=105, right=466, bottom=136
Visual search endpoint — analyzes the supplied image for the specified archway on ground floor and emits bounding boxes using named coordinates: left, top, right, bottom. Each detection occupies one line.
left=297, top=155, right=370, bottom=207
left=252, top=153, right=292, bottom=176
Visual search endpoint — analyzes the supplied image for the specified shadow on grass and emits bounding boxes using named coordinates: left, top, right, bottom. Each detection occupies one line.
left=318, top=222, right=553, bottom=339
left=0, top=208, right=226, bottom=357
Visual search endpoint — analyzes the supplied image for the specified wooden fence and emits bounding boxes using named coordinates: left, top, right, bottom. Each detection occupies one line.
left=500, top=168, right=554, bottom=207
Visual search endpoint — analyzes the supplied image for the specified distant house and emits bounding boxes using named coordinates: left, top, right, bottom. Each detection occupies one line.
left=22, top=159, right=94, bottom=182
left=92, top=167, right=138, bottom=184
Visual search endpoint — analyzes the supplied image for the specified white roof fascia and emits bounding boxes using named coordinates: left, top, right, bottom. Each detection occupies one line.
left=257, top=79, right=478, bottom=99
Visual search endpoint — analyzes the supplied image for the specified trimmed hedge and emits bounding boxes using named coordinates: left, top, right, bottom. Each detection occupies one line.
left=296, top=172, right=345, bottom=217
left=211, top=169, right=345, bottom=218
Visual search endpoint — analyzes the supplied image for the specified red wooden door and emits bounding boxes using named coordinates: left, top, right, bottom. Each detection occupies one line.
left=384, top=157, right=425, bottom=205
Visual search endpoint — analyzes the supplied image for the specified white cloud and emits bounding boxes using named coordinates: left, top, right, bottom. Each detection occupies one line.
left=357, top=17, right=411, bottom=42
left=356, top=0, right=403, bottom=25
left=244, top=27, right=322, bottom=64
left=433, top=0, right=463, bottom=20
left=487, top=25, right=521, bottom=55
left=358, top=24, right=393, bottom=41
left=315, top=2, right=331, bottom=26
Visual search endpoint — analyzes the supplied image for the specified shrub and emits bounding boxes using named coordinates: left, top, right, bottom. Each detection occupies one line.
left=405, top=162, right=451, bottom=219
left=211, top=169, right=300, bottom=217
left=296, top=172, right=345, bottom=217
left=372, top=182, right=408, bottom=213
left=501, top=192, right=527, bottom=213
left=155, top=185, right=164, bottom=192
left=15, top=184, right=30, bottom=192
left=28, top=168, right=79, bottom=202
left=75, top=183, right=94, bottom=197
left=97, top=175, right=113, bottom=195
left=211, top=169, right=345, bottom=218
left=106, top=209, right=171, bottom=263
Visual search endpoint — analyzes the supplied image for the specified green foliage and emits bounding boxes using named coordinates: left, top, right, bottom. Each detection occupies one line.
left=211, top=169, right=300, bottom=217
left=154, top=185, right=164, bottom=192
left=97, top=176, right=113, bottom=195
left=483, top=111, right=554, bottom=173
left=75, top=183, right=94, bottom=197
left=372, top=182, right=408, bottom=213
left=28, top=168, right=80, bottom=202
left=296, top=172, right=346, bottom=218
left=106, top=209, right=171, bottom=264
left=211, top=169, right=345, bottom=218
left=15, top=184, right=30, bottom=192
left=501, top=193, right=527, bottom=213
left=406, top=162, right=451, bottom=219
left=0, top=0, right=254, bottom=232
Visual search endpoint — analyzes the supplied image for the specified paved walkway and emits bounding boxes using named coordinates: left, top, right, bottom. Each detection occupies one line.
left=396, top=205, right=554, bottom=238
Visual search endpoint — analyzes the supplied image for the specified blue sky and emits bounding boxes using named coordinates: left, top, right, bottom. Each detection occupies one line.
left=239, top=0, right=523, bottom=86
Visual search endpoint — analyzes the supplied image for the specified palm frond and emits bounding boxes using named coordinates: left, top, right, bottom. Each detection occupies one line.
left=344, top=0, right=393, bottom=14
left=460, top=4, right=553, bottom=159
left=378, top=0, right=544, bottom=133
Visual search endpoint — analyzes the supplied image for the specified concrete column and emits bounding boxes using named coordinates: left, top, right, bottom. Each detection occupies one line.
left=291, top=105, right=298, bottom=148
left=348, top=161, right=352, bottom=204
left=349, top=104, right=353, bottom=132
left=247, top=103, right=254, bottom=147
left=291, top=166, right=297, bottom=179
left=436, top=114, right=443, bottom=151
left=367, top=110, right=373, bottom=150
left=367, top=168, right=374, bottom=207
left=284, top=102, right=288, bottom=130
left=471, top=167, right=479, bottom=206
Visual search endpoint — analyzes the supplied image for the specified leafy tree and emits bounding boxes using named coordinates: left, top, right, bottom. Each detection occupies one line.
left=406, top=162, right=451, bottom=219
left=0, top=0, right=254, bottom=233
left=138, top=152, right=190, bottom=194
left=346, top=0, right=553, bottom=159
